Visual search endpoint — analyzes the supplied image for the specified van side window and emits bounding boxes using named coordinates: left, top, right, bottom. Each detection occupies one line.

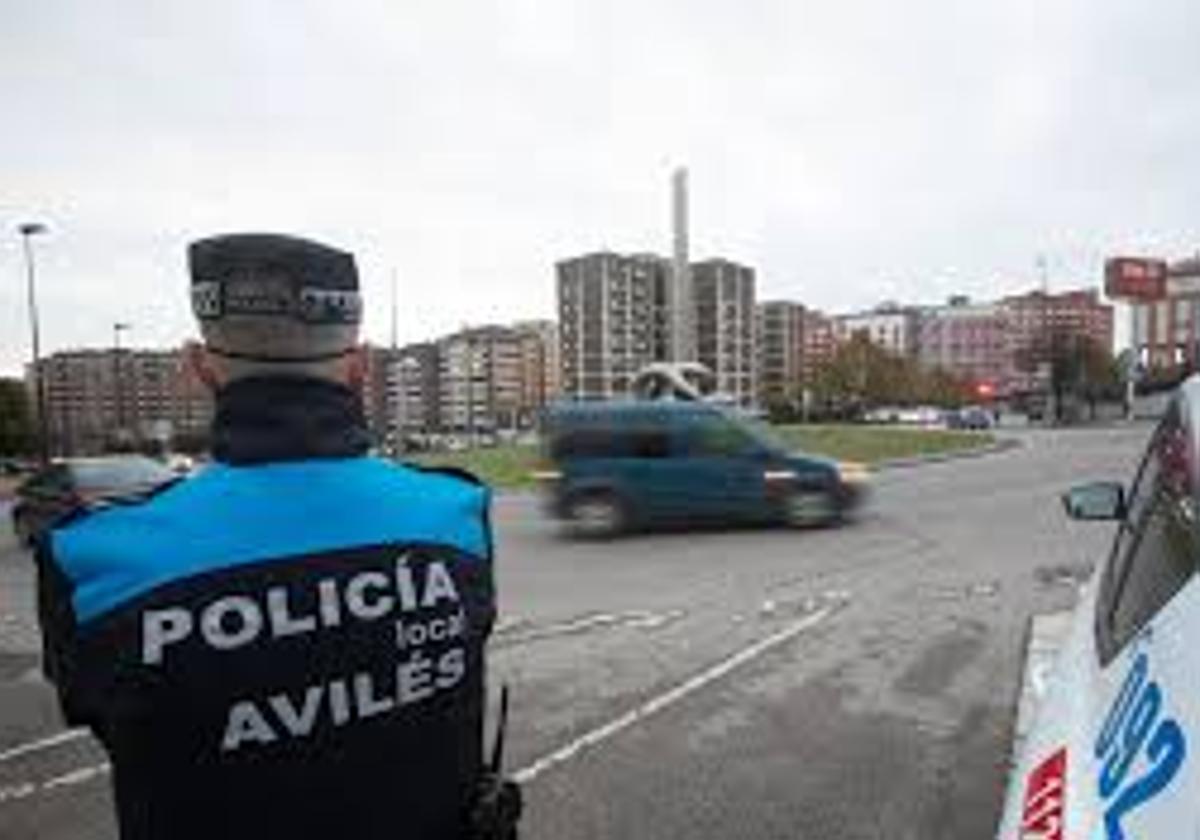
left=550, top=427, right=670, bottom=459
left=550, top=429, right=615, bottom=459
left=687, top=417, right=756, bottom=457
left=1099, top=404, right=1199, bottom=660
left=628, top=429, right=671, bottom=459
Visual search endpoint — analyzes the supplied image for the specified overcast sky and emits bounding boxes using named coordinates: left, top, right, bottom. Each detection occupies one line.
left=4, top=0, right=1200, bottom=374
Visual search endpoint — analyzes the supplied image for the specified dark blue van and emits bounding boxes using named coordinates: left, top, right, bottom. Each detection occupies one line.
left=538, top=401, right=867, bottom=537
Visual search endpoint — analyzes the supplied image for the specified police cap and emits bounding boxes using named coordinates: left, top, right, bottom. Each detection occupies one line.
left=189, top=233, right=362, bottom=363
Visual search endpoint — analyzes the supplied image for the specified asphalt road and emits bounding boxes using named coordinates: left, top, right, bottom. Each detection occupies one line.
left=0, top=426, right=1148, bottom=839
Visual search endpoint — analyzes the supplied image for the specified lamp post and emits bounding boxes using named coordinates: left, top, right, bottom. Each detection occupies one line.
left=18, top=222, right=50, bottom=463
left=113, top=322, right=131, bottom=446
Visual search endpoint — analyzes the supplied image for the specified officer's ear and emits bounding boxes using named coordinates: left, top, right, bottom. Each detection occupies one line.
left=344, top=345, right=368, bottom=389
left=185, top=341, right=222, bottom=392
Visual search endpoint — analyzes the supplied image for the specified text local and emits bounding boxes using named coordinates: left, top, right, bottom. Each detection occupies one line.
left=143, top=556, right=461, bottom=665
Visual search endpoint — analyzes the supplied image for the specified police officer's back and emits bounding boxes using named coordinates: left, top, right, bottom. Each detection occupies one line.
left=37, top=234, right=499, bottom=839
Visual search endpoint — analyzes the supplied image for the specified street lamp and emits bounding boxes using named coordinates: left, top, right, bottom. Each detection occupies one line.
left=113, top=322, right=132, bottom=444
left=18, top=222, right=50, bottom=463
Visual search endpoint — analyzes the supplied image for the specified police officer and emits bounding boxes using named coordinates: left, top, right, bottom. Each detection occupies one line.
left=36, top=233, right=518, bottom=839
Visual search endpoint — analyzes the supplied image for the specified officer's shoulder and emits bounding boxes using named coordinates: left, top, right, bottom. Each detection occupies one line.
left=387, top=459, right=486, bottom=489
left=51, top=477, right=185, bottom=535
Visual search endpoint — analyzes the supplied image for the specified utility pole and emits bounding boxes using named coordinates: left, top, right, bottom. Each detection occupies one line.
left=18, top=222, right=50, bottom=462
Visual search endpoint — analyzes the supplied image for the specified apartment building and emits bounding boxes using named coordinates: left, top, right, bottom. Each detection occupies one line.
left=756, top=301, right=806, bottom=407
left=557, top=252, right=671, bottom=400
left=436, top=326, right=526, bottom=432
left=1002, top=289, right=1114, bottom=393
left=513, top=319, right=560, bottom=413
left=380, top=342, right=440, bottom=444
left=32, top=348, right=212, bottom=455
left=691, top=258, right=756, bottom=407
left=835, top=305, right=919, bottom=357
left=916, top=298, right=1010, bottom=391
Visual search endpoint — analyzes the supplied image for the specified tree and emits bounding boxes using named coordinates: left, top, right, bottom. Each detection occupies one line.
left=1013, top=327, right=1117, bottom=423
left=806, top=333, right=972, bottom=415
left=1076, top=337, right=1119, bottom=419
left=0, top=378, right=35, bottom=456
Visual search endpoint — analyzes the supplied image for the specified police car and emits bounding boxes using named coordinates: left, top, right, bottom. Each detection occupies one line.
left=997, top=378, right=1200, bottom=839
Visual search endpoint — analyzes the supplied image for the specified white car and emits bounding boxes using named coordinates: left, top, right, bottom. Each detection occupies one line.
left=997, top=377, right=1200, bottom=839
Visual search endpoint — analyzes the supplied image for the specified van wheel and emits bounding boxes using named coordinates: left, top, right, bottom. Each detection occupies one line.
left=566, top=491, right=626, bottom=539
left=784, top=489, right=838, bottom=529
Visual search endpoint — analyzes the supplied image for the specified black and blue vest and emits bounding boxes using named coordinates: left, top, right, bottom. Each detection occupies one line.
left=37, top=377, right=495, bottom=840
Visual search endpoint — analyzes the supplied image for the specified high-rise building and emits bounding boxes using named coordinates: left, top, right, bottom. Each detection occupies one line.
left=756, top=301, right=806, bottom=408
left=557, top=252, right=671, bottom=400
left=32, top=347, right=212, bottom=455
left=692, top=259, right=756, bottom=407
left=917, top=298, right=1010, bottom=391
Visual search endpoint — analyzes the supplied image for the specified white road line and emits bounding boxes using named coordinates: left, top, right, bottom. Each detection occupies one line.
left=0, top=729, right=89, bottom=765
left=512, top=606, right=835, bottom=784
left=0, top=783, right=36, bottom=805
left=0, top=763, right=111, bottom=807
left=41, top=762, right=110, bottom=791
left=496, top=609, right=683, bottom=644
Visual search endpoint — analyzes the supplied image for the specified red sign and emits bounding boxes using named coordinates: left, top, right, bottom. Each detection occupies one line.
left=1019, top=748, right=1067, bottom=840
left=1105, top=258, right=1168, bottom=300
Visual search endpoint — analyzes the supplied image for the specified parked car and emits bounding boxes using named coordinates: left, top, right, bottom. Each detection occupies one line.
left=947, top=406, right=993, bottom=430
left=997, top=377, right=1200, bottom=838
left=163, top=453, right=196, bottom=474
left=10, top=455, right=176, bottom=548
left=864, top=406, right=901, bottom=424
left=0, top=458, right=36, bottom=477
left=537, top=401, right=868, bottom=537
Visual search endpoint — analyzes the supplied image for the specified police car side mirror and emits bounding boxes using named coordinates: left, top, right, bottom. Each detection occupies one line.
left=1061, top=481, right=1125, bottom=521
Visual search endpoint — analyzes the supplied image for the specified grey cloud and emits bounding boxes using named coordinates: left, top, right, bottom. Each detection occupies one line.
left=4, top=0, right=1200, bottom=373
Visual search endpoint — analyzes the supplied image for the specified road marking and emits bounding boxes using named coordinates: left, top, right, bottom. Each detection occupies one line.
left=0, top=728, right=88, bottom=764
left=41, top=762, right=110, bottom=791
left=495, top=609, right=685, bottom=646
left=512, top=606, right=835, bottom=784
left=0, top=783, right=36, bottom=805
left=0, top=763, right=111, bottom=806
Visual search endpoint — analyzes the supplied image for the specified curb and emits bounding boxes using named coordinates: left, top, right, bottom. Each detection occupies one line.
left=1002, top=608, right=1075, bottom=809
left=871, top=437, right=1022, bottom=472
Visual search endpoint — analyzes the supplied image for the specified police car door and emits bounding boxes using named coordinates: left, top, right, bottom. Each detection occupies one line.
left=1084, top=399, right=1200, bottom=839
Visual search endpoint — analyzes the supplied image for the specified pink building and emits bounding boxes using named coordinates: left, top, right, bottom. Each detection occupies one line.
left=917, top=299, right=1010, bottom=394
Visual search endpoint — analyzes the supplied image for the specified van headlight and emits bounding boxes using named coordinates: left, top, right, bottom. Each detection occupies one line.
left=837, top=462, right=870, bottom=484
